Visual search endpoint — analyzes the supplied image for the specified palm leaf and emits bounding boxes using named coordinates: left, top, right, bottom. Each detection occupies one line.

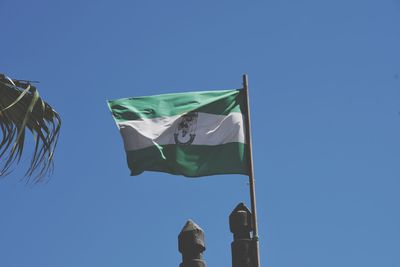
left=0, top=74, right=61, bottom=183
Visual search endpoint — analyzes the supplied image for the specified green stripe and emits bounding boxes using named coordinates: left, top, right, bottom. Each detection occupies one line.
left=126, top=143, right=249, bottom=177
left=108, top=89, right=245, bottom=122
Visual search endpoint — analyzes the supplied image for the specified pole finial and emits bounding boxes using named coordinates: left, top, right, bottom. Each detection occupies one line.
left=242, top=74, right=248, bottom=89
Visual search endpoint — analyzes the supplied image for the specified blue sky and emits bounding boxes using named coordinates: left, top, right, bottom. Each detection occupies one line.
left=1, top=0, right=400, bottom=266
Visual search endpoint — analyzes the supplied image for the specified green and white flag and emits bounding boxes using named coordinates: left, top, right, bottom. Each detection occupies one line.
left=108, top=89, right=249, bottom=177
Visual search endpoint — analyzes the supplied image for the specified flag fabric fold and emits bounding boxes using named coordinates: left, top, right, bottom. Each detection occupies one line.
left=108, top=89, right=249, bottom=177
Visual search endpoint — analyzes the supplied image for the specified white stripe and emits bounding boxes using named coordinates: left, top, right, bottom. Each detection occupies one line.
left=118, top=112, right=245, bottom=151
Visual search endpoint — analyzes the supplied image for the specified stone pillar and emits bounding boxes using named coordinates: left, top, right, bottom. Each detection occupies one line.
left=229, top=203, right=255, bottom=267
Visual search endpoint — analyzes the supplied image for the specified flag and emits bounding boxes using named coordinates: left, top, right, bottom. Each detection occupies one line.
left=107, top=89, right=249, bottom=177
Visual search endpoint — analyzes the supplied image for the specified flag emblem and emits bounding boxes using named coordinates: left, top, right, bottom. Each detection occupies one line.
left=174, top=112, right=198, bottom=145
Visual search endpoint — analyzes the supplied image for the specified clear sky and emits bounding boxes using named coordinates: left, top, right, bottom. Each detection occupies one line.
left=1, top=0, right=400, bottom=266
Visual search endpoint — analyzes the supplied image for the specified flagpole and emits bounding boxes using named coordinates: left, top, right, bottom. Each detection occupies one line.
left=242, top=74, right=261, bottom=267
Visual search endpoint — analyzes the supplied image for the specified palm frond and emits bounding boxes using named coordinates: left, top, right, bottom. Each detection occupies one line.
left=0, top=74, right=61, bottom=183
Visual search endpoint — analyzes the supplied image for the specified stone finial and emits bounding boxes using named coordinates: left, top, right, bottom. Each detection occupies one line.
left=178, top=220, right=206, bottom=267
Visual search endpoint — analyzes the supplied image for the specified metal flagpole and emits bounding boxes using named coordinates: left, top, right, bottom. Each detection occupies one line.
left=242, top=74, right=261, bottom=267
